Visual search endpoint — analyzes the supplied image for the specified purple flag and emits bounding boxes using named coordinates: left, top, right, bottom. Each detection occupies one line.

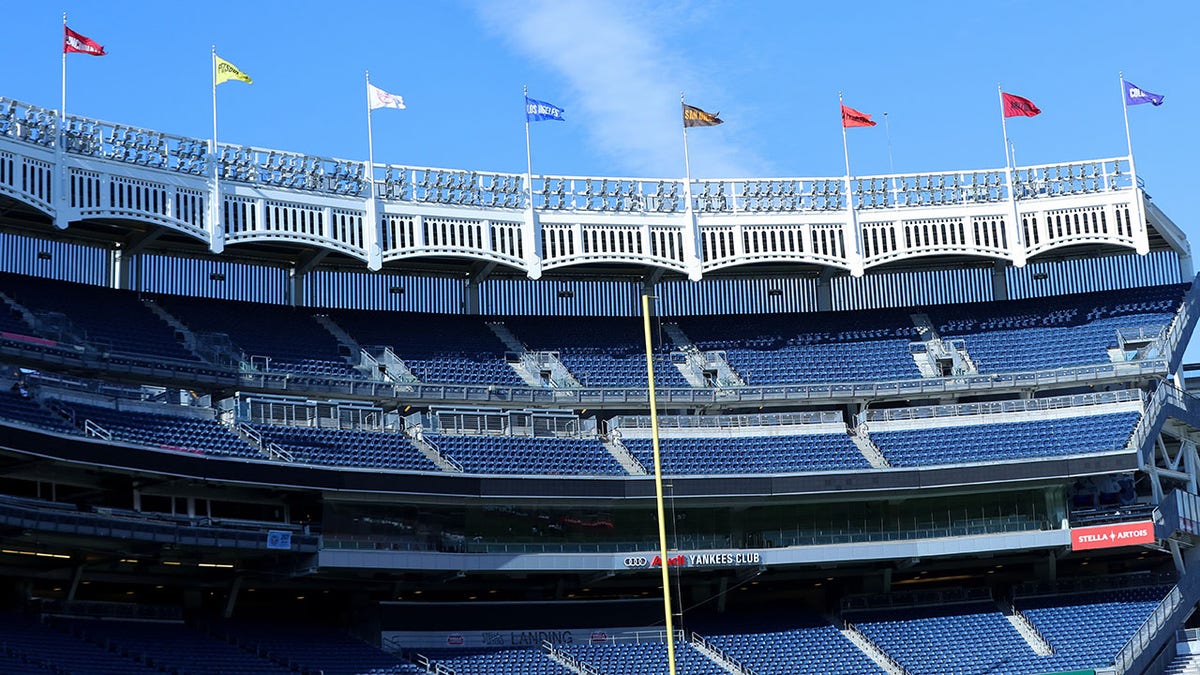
left=1124, top=80, right=1164, bottom=106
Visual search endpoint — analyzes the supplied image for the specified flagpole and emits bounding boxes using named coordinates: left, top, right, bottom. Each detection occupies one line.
left=1119, top=72, right=1138, bottom=189
left=211, top=46, right=221, bottom=251
left=57, top=12, right=68, bottom=229
left=680, top=92, right=695, bottom=214
left=883, top=111, right=895, bottom=175
left=998, top=84, right=1023, bottom=259
left=1119, top=71, right=1149, bottom=255
left=839, top=92, right=862, bottom=271
left=366, top=70, right=377, bottom=200
left=524, top=85, right=534, bottom=209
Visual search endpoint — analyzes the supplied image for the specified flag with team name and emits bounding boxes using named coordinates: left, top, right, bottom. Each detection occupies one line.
left=683, top=103, right=722, bottom=127
left=1002, top=92, right=1040, bottom=118
left=64, top=26, right=106, bottom=56
left=215, top=55, right=252, bottom=85
left=369, top=83, right=406, bottom=110
left=525, top=96, right=564, bottom=122
left=1123, top=80, right=1164, bottom=107
left=841, top=103, right=876, bottom=128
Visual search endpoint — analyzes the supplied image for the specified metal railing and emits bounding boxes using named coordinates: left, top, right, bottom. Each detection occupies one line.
left=690, top=632, right=757, bottom=675
left=1108, top=573, right=1200, bottom=674
left=0, top=96, right=1138, bottom=217
left=863, top=388, right=1143, bottom=423
left=542, top=641, right=604, bottom=675
left=0, top=328, right=1172, bottom=411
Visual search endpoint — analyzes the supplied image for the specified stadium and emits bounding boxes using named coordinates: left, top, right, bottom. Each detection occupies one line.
left=0, top=72, right=1199, bottom=675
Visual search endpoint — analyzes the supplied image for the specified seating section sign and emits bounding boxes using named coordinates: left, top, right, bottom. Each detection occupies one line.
left=1070, top=521, right=1155, bottom=551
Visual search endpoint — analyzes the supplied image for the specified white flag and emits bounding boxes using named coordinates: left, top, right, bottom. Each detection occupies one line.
left=368, top=83, right=405, bottom=110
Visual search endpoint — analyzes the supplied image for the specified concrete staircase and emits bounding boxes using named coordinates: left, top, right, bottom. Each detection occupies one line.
left=603, top=436, right=648, bottom=475
left=0, top=290, right=38, bottom=331
left=662, top=323, right=746, bottom=387
left=998, top=599, right=1054, bottom=656
left=143, top=299, right=242, bottom=366
left=312, top=314, right=366, bottom=368
left=485, top=321, right=580, bottom=387
left=850, top=430, right=890, bottom=469
left=835, top=618, right=910, bottom=675
left=908, top=313, right=978, bottom=377
left=690, top=632, right=758, bottom=675
left=405, top=428, right=462, bottom=472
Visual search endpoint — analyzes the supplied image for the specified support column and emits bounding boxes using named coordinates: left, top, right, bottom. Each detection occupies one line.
left=364, top=163, right=383, bottom=271
left=113, top=230, right=165, bottom=291
left=990, top=260, right=1009, bottom=301
left=817, top=268, right=834, bottom=311
left=66, top=563, right=85, bottom=603
left=464, top=262, right=497, bottom=316
left=1170, top=540, right=1186, bottom=577
left=286, top=250, right=329, bottom=308
left=642, top=268, right=665, bottom=306
left=522, top=207, right=543, bottom=280
left=223, top=575, right=244, bottom=619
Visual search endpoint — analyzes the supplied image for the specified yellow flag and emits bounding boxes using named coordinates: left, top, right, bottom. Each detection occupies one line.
left=215, top=55, right=252, bottom=85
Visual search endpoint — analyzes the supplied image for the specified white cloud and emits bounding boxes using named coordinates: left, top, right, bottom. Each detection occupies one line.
left=474, top=0, right=763, bottom=178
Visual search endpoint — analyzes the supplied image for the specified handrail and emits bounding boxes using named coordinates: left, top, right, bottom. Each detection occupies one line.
left=1108, top=576, right=1199, bottom=673
left=82, top=418, right=111, bottom=441
left=414, top=654, right=456, bottom=675
left=541, top=640, right=604, bottom=675
left=690, top=631, right=757, bottom=675
left=864, top=388, right=1143, bottom=423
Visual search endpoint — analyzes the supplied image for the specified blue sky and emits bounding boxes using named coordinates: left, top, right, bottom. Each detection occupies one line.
left=4, top=0, right=1197, bottom=245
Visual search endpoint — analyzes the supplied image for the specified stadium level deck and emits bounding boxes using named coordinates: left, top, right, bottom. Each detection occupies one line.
left=0, top=420, right=1137, bottom=501
left=0, top=334, right=1175, bottom=410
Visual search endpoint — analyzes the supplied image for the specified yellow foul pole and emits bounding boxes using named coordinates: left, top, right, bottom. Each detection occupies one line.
left=641, top=292, right=677, bottom=674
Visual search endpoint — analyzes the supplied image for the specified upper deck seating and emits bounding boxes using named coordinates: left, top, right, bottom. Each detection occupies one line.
left=929, top=284, right=1187, bottom=373
left=248, top=424, right=440, bottom=471
left=620, top=432, right=869, bottom=475
left=0, top=612, right=163, bottom=675
left=0, top=389, right=76, bottom=431
left=503, top=316, right=691, bottom=388
left=330, top=310, right=524, bottom=386
left=850, top=602, right=1037, bottom=675
left=424, top=648, right=573, bottom=675
left=425, top=433, right=626, bottom=475
left=154, top=295, right=358, bottom=378
left=560, top=641, right=728, bottom=675
left=675, top=308, right=922, bottom=384
left=703, top=613, right=886, bottom=675
left=61, top=618, right=294, bottom=675
left=1011, top=586, right=1170, bottom=673
left=218, top=621, right=427, bottom=675
left=60, top=401, right=259, bottom=458
left=869, top=410, right=1141, bottom=467
left=0, top=272, right=195, bottom=361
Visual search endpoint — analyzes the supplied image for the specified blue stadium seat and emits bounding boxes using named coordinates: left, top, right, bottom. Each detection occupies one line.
left=425, top=434, right=626, bottom=476
left=870, top=411, right=1141, bottom=467
left=622, top=432, right=869, bottom=475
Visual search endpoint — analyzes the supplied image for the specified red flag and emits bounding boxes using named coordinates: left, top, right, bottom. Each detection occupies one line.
left=1002, top=92, right=1040, bottom=118
left=841, top=104, right=876, bottom=128
left=64, top=26, right=106, bottom=56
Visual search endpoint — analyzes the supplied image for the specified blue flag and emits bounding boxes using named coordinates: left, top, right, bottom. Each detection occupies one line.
left=1124, top=80, right=1164, bottom=107
left=526, top=96, right=565, bottom=122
